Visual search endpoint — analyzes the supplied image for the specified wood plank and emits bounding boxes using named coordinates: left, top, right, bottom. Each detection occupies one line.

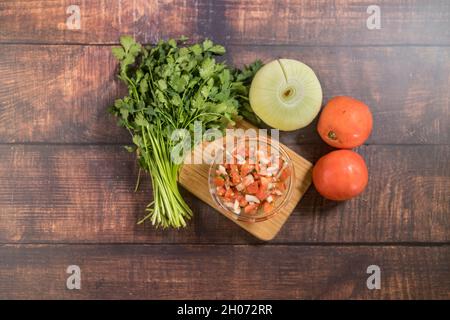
left=0, top=45, right=448, bottom=144
left=0, top=144, right=448, bottom=244
left=0, top=1, right=449, bottom=45
left=0, top=45, right=128, bottom=143
left=0, top=0, right=195, bottom=44
left=0, top=244, right=448, bottom=299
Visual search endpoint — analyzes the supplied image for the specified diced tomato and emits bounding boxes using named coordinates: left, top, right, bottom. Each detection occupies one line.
left=236, top=194, right=248, bottom=207
left=244, top=203, right=258, bottom=214
left=214, top=177, right=225, bottom=187
left=279, top=167, right=291, bottom=181
left=215, top=148, right=289, bottom=216
left=216, top=186, right=226, bottom=196
left=242, top=174, right=254, bottom=187
left=255, top=189, right=269, bottom=201
left=240, top=164, right=254, bottom=177
left=246, top=181, right=259, bottom=194
left=275, top=181, right=286, bottom=192
left=259, top=177, right=270, bottom=192
left=231, top=172, right=241, bottom=185
left=263, top=201, right=274, bottom=214
left=224, top=188, right=235, bottom=200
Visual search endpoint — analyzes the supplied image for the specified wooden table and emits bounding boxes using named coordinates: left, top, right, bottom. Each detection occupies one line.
left=0, top=1, right=448, bottom=299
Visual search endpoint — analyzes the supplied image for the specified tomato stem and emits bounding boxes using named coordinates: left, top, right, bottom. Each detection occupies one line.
left=328, top=131, right=337, bottom=140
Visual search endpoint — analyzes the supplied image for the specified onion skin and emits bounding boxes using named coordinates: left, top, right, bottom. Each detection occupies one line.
left=249, top=59, right=322, bottom=131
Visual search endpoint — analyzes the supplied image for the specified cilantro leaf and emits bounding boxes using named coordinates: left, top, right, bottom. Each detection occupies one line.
left=109, top=36, right=263, bottom=228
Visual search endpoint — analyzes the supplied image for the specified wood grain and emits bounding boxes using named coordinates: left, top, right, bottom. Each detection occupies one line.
left=0, top=0, right=449, bottom=300
left=179, top=121, right=313, bottom=241
left=0, top=144, right=448, bottom=244
left=0, top=45, right=448, bottom=144
left=0, top=0, right=449, bottom=45
left=0, top=0, right=194, bottom=44
left=0, top=45, right=127, bottom=143
left=0, top=244, right=448, bottom=299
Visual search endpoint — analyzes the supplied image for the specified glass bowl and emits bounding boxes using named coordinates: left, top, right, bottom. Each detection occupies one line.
left=208, top=136, right=294, bottom=223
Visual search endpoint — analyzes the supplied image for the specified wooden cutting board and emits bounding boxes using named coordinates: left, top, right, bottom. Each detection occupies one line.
left=179, top=121, right=313, bottom=240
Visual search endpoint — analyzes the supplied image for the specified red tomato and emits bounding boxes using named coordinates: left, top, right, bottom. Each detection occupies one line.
left=246, top=182, right=259, bottom=194
left=255, top=189, right=269, bottom=201
left=213, top=177, right=225, bottom=187
left=317, top=96, right=373, bottom=149
left=275, top=182, right=286, bottom=192
left=259, top=177, right=271, bottom=192
left=279, top=167, right=291, bottom=181
left=263, top=201, right=274, bottom=214
left=231, top=172, right=241, bottom=185
left=236, top=194, right=248, bottom=207
left=244, top=203, right=258, bottom=214
left=312, top=150, right=368, bottom=201
left=213, top=143, right=292, bottom=215
left=240, top=164, right=254, bottom=177
left=216, top=186, right=226, bottom=196
left=223, top=188, right=235, bottom=200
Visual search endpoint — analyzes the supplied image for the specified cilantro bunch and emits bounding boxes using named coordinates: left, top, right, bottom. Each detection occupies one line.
left=110, top=36, right=262, bottom=228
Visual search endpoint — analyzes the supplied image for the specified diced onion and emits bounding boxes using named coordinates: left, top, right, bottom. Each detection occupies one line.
left=245, top=194, right=260, bottom=204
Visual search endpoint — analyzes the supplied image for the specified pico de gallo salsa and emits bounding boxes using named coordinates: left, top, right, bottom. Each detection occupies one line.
left=212, top=143, right=291, bottom=216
